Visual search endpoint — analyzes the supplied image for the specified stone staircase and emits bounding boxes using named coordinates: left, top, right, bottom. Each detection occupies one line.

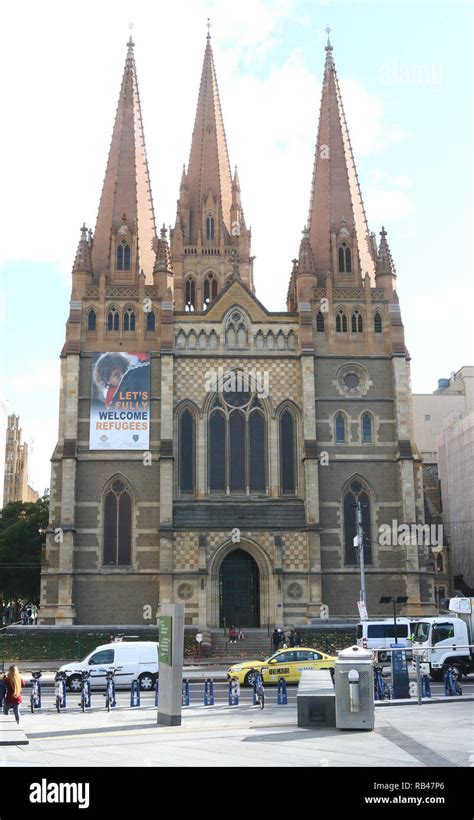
left=210, top=628, right=273, bottom=659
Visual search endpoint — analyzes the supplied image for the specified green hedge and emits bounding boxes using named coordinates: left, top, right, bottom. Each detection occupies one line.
left=300, top=629, right=357, bottom=652
left=0, top=632, right=120, bottom=664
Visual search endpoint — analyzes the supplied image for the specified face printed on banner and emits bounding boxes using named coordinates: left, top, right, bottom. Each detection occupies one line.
left=90, top=352, right=151, bottom=450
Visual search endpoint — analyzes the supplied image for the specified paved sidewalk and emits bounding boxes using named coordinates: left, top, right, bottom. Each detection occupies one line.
left=0, top=700, right=471, bottom=767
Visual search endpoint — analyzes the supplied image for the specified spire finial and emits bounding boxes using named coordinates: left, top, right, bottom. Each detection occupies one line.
left=325, top=24, right=333, bottom=51
left=207, top=17, right=211, bottom=41
left=127, top=22, right=135, bottom=51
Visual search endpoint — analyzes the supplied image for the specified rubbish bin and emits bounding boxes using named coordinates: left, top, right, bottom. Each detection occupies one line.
left=335, top=644, right=374, bottom=731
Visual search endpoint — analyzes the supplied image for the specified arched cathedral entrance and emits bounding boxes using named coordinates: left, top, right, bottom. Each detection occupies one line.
left=219, top=548, right=260, bottom=628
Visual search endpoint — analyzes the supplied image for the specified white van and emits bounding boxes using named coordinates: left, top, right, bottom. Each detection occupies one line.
left=59, top=641, right=159, bottom=692
left=356, top=618, right=417, bottom=661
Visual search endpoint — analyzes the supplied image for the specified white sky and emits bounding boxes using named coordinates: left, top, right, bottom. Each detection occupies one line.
left=0, top=0, right=472, bottom=493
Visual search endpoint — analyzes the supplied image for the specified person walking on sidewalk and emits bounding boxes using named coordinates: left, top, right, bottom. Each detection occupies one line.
left=2, top=665, right=25, bottom=725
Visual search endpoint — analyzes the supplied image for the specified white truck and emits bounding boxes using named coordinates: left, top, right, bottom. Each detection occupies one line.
left=411, top=597, right=474, bottom=680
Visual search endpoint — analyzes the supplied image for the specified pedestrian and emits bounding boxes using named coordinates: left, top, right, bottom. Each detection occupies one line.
left=272, top=628, right=279, bottom=652
left=20, top=606, right=27, bottom=625
left=27, top=605, right=33, bottom=625
left=293, top=629, right=301, bottom=647
left=2, top=665, right=25, bottom=725
left=289, top=629, right=296, bottom=647
left=278, top=628, right=285, bottom=648
left=228, top=626, right=237, bottom=644
left=238, top=629, right=245, bottom=641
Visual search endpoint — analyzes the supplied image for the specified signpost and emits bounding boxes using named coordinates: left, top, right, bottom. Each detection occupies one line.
left=159, top=616, right=173, bottom=666
left=357, top=600, right=368, bottom=621
left=157, top=604, right=184, bottom=727
left=196, top=632, right=203, bottom=658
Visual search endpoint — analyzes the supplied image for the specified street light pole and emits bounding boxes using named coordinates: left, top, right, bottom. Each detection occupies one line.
left=356, top=500, right=366, bottom=605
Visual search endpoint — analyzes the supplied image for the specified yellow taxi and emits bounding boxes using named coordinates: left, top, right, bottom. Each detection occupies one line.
left=227, top=647, right=337, bottom=687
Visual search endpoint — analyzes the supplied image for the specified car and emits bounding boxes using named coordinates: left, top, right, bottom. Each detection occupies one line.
left=227, top=647, right=337, bottom=687
left=58, top=641, right=159, bottom=692
left=356, top=618, right=418, bottom=662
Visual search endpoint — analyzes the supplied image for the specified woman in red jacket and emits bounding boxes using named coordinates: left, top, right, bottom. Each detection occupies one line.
left=2, top=665, right=25, bottom=724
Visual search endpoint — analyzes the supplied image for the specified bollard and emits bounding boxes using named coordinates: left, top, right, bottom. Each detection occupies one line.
left=130, top=679, right=141, bottom=707
left=155, top=678, right=159, bottom=707
left=228, top=678, right=239, bottom=706
left=421, top=675, right=431, bottom=698
left=182, top=678, right=190, bottom=707
left=277, top=677, right=288, bottom=705
left=204, top=678, right=214, bottom=706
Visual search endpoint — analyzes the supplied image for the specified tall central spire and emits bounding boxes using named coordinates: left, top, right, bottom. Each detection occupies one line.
left=170, top=29, right=253, bottom=309
left=306, top=38, right=375, bottom=283
left=185, top=31, right=233, bottom=244
left=92, top=38, right=157, bottom=282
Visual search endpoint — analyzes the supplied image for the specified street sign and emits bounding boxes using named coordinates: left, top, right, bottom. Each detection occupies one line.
left=357, top=600, right=368, bottom=620
left=196, top=633, right=203, bottom=643
left=158, top=616, right=172, bottom=666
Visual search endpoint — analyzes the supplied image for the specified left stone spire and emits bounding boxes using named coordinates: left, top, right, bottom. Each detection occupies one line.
left=91, top=36, right=157, bottom=283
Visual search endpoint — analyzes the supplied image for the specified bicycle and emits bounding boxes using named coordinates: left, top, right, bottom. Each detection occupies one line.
left=250, top=667, right=266, bottom=710
left=374, top=665, right=386, bottom=700
left=54, top=670, right=70, bottom=713
left=78, top=670, right=92, bottom=712
left=30, top=671, right=42, bottom=713
left=104, top=668, right=117, bottom=711
left=444, top=666, right=462, bottom=697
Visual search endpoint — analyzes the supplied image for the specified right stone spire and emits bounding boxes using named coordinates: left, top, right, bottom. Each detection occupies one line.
left=305, top=35, right=376, bottom=286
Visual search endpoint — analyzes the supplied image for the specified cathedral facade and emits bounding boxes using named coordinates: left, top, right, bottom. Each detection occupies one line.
left=39, top=33, right=434, bottom=626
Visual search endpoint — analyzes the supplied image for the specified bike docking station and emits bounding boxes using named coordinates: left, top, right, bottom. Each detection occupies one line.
left=157, top=603, right=185, bottom=727
left=390, top=642, right=410, bottom=699
left=182, top=679, right=190, bottom=707
left=30, top=672, right=42, bottom=712
left=130, top=679, right=140, bottom=708
left=228, top=678, right=240, bottom=706
left=204, top=678, right=214, bottom=706
left=277, top=677, right=288, bottom=705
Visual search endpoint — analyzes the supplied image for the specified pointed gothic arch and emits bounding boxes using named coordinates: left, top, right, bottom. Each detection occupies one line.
left=87, top=308, right=96, bottom=332
left=102, top=475, right=134, bottom=566
left=361, top=411, right=374, bottom=444
left=224, top=307, right=249, bottom=349
left=203, top=271, right=218, bottom=307
left=107, top=305, right=120, bottom=332
left=176, top=402, right=197, bottom=494
left=335, top=308, right=348, bottom=333
left=208, top=537, right=272, bottom=628
left=123, top=305, right=136, bottom=332
left=116, top=238, right=131, bottom=271
left=185, top=276, right=196, bottom=311
left=206, top=213, right=215, bottom=241
left=351, top=308, right=363, bottom=333
left=342, top=475, right=375, bottom=566
left=338, top=242, right=352, bottom=273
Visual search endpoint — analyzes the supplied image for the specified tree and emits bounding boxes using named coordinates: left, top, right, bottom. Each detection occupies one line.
left=0, top=497, right=49, bottom=607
